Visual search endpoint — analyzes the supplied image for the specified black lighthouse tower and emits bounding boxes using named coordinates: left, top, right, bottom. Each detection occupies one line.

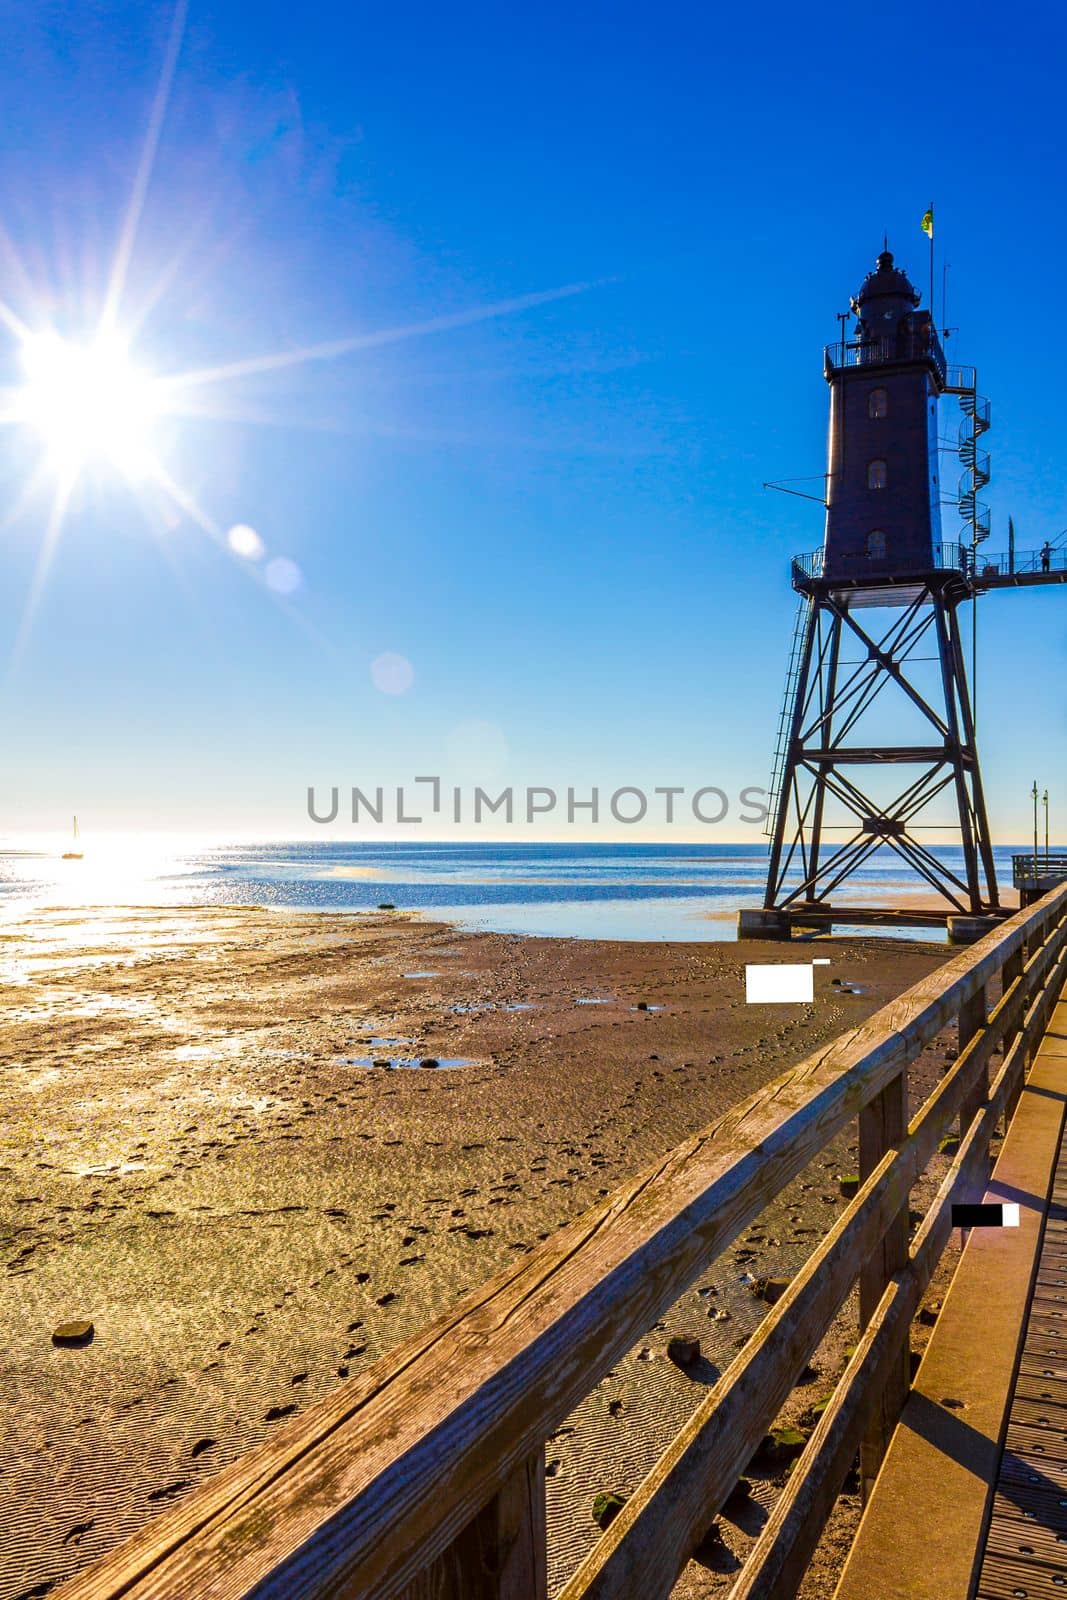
left=823, top=251, right=944, bottom=579
left=742, top=248, right=1019, bottom=941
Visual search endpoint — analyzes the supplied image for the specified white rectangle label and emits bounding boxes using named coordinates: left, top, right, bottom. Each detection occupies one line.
left=745, top=964, right=816, bottom=1004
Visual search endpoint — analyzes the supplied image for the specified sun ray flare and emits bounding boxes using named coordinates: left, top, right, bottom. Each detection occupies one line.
left=100, top=0, right=189, bottom=336
left=7, top=467, right=77, bottom=678
left=155, top=280, right=603, bottom=392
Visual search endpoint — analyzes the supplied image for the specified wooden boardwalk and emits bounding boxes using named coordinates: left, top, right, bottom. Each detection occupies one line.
left=51, top=884, right=1067, bottom=1600
left=837, top=993, right=1067, bottom=1599
left=980, top=1087, right=1067, bottom=1600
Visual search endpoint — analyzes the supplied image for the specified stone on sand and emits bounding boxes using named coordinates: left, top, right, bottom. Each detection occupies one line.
left=52, top=1319, right=94, bottom=1347
left=751, top=1275, right=791, bottom=1304
left=667, top=1335, right=701, bottom=1366
left=592, top=1490, right=627, bottom=1530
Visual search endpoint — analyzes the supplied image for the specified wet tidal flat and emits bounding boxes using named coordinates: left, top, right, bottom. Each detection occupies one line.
left=0, top=904, right=952, bottom=1598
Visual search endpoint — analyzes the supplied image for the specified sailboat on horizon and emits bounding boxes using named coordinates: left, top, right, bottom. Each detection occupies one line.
left=62, top=816, right=83, bottom=860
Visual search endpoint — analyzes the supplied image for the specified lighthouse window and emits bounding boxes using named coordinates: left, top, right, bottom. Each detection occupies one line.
left=868, top=459, right=887, bottom=490
left=869, top=387, right=888, bottom=418
left=867, top=530, right=887, bottom=560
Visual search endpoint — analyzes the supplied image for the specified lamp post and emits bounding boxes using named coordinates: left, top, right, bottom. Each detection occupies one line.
left=1044, top=789, right=1049, bottom=870
left=1033, top=780, right=1039, bottom=870
left=836, top=309, right=850, bottom=361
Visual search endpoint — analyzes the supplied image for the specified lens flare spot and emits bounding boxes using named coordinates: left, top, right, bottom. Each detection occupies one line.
left=371, top=652, right=414, bottom=696
left=227, top=523, right=265, bottom=560
left=265, top=556, right=301, bottom=594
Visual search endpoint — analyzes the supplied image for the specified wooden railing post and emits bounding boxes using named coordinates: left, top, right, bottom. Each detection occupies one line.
left=858, top=1069, right=909, bottom=1500
left=399, top=1450, right=547, bottom=1600
left=1001, top=946, right=1024, bottom=1034
left=958, top=982, right=989, bottom=1159
left=1001, top=946, right=1026, bottom=1122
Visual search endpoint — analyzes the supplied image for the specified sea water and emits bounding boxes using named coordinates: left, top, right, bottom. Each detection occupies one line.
left=0, top=840, right=1027, bottom=942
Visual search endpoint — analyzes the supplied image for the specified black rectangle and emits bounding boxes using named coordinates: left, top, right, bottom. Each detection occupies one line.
left=951, top=1202, right=1004, bottom=1228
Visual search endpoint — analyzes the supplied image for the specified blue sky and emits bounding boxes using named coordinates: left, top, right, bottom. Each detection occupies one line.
left=1, top=0, right=1064, bottom=842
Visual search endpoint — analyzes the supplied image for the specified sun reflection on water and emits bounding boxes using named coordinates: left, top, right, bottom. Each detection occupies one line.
left=0, top=833, right=217, bottom=916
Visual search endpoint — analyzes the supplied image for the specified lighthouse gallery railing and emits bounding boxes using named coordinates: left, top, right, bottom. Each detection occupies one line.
left=791, top=544, right=1067, bottom=586
left=824, top=332, right=947, bottom=384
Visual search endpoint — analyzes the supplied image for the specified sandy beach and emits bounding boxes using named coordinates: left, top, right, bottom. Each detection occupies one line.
left=0, top=905, right=961, bottom=1598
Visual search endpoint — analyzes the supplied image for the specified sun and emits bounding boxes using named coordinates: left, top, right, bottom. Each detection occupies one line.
left=0, top=0, right=593, bottom=680
left=13, top=329, right=160, bottom=479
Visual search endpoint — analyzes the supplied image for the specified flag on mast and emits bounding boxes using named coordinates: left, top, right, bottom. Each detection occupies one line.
left=921, top=206, right=934, bottom=238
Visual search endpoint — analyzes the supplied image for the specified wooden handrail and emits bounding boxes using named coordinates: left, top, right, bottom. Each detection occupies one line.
left=55, top=884, right=1067, bottom=1600
left=561, top=894, right=1067, bottom=1599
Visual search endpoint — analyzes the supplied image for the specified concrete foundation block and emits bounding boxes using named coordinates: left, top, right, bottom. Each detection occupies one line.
left=737, top=909, right=792, bottom=940
left=947, top=915, right=1002, bottom=945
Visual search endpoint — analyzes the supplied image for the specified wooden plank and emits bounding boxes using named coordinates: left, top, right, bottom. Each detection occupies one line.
left=993, top=915, right=1067, bottom=1124
left=396, top=1451, right=546, bottom=1600
left=1001, top=949, right=1026, bottom=1122
left=53, top=888, right=1067, bottom=1600
left=558, top=1136, right=914, bottom=1600
left=563, top=954, right=1048, bottom=1600
left=560, top=1016, right=1018, bottom=1600
left=728, top=1279, right=914, bottom=1600
left=858, top=1070, right=909, bottom=1497
left=834, top=1002, right=1067, bottom=1600
left=730, top=993, right=1042, bottom=1600
left=958, top=982, right=991, bottom=1214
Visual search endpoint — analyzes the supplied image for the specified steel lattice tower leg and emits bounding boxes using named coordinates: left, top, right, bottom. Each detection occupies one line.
left=762, top=580, right=999, bottom=927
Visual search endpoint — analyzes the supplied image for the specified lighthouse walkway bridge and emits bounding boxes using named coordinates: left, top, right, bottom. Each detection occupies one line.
left=791, top=542, right=1067, bottom=594
left=56, top=884, right=1067, bottom=1600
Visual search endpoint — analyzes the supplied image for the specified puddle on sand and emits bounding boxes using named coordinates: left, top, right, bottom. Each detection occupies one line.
left=504, top=1002, right=536, bottom=1011
left=337, top=1055, right=473, bottom=1071
left=575, top=997, right=614, bottom=1006
left=402, top=971, right=440, bottom=980
left=630, top=1004, right=665, bottom=1012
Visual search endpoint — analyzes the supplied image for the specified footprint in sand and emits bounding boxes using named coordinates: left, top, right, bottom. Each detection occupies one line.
left=265, top=1404, right=297, bottom=1422
left=63, top=1521, right=94, bottom=1545
left=190, top=1439, right=217, bottom=1459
